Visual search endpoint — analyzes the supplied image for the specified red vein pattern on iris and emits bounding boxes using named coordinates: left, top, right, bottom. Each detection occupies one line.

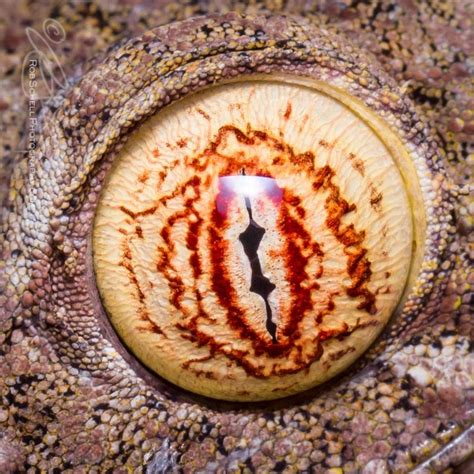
left=93, top=80, right=413, bottom=400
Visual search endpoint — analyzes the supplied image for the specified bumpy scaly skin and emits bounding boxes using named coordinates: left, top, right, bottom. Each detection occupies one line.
left=1, top=1, right=472, bottom=473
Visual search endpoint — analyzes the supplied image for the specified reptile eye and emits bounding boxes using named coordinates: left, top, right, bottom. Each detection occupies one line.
left=93, top=79, right=422, bottom=401
left=6, top=7, right=468, bottom=471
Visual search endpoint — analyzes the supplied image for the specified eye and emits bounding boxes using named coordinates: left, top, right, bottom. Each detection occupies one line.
left=4, top=9, right=470, bottom=473
left=92, top=79, right=420, bottom=401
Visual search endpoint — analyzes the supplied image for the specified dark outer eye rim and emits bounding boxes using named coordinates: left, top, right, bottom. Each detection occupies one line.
left=4, top=11, right=464, bottom=469
left=90, top=77, right=418, bottom=402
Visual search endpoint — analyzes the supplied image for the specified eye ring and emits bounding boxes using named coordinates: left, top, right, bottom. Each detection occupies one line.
left=35, top=13, right=452, bottom=402
left=92, top=74, right=433, bottom=401
left=27, top=14, right=453, bottom=386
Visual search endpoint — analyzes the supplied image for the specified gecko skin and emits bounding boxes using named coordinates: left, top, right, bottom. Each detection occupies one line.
left=1, top=1, right=473, bottom=473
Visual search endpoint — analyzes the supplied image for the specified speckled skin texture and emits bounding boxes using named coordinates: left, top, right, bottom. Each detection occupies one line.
left=1, top=1, right=473, bottom=473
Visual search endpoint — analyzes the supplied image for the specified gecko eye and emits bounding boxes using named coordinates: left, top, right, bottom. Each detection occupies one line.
left=3, top=7, right=466, bottom=471
left=92, top=79, right=423, bottom=401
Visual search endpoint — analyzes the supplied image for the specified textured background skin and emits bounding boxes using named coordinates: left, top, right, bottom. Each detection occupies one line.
left=0, top=1, right=472, bottom=473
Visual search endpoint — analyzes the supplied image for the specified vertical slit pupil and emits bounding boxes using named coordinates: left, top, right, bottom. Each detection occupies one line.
left=238, top=194, right=278, bottom=343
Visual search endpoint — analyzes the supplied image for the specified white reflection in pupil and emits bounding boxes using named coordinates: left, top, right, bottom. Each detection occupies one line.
left=219, top=174, right=281, bottom=343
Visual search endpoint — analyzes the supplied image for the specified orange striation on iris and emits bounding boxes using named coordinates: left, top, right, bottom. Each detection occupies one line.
left=93, top=81, right=413, bottom=400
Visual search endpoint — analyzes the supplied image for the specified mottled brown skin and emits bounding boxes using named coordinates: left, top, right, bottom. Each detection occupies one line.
left=1, top=1, right=473, bottom=473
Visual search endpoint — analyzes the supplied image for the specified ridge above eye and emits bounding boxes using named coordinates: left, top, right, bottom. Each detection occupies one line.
left=92, top=78, right=421, bottom=401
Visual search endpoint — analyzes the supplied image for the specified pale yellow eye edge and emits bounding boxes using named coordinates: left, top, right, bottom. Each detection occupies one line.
left=92, top=76, right=427, bottom=401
